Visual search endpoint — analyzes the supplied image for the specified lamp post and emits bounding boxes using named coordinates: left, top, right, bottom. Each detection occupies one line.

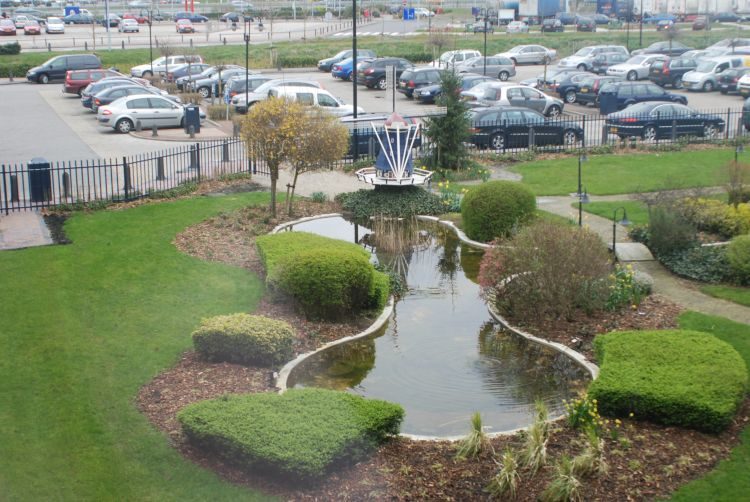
left=148, top=8, right=153, bottom=76
left=612, top=207, right=631, bottom=256
left=577, top=154, right=589, bottom=227
left=352, top=0, right=358, bottom=160
left=244, top=16, right=250, bottom=112
left=483, top=13, right=488, bottom=76
left=639, top=0, right=644, bottom=48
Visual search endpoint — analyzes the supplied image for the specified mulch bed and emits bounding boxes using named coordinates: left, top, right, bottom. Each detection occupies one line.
left=135, top=191, right=749, bottom=501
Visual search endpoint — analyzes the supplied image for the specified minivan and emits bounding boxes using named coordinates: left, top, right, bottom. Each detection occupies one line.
left=268, top=86, right=364, bottom=116
left=26, top=54, right=101, bottom=84
left=681, top=56, right=750, bottom=92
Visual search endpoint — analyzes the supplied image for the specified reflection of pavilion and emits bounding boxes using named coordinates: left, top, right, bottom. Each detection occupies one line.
left=355, top=112, right=433, bottom=186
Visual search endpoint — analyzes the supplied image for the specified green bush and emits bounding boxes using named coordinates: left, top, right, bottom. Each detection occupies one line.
left=647, top=206, right=697, bottom=257
left=659, top=245, right=732, bottom=283
left=727, top=235, right=750, bottom=284
left=589, top=330, right=748, bottom=433
left=335, top=186, right=444, bottom=219
left=368, top=270, right=391, bottom=311
left=0, top=42, right=21, bottom=56
left=191, top=313, right=294, bottom=366
left=256, top=231, right=370, bottom=274
left=177, top=389, right=404, bottom=481
left=677, top=198, right=750, bottom=238
left=461, top=181, right=536, bottom=242
left=206, top=104, right=234, bottom=121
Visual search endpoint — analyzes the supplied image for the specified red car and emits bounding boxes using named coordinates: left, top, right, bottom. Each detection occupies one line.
left=23, top=20, right=41, bottom=35
left=64, top=68, right=123, bottom=96
left=122, top=12, right=149, bottom=24
left=0, top=19, right=16, bottom=35
left=176, top=19, right=194, bottom=33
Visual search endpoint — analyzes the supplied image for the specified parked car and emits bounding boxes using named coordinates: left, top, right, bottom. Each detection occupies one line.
left=98, top=95, right=205, bottom=133
left=576, top=16, right=596, bottom=32
left=631, top=41, right=693, bottom=57
left=472, top=21, right=494, bottom=33
left=232, top=79, right=322, bottom=113
left=91, top=84, right=180, bottom=113
left=189, top=66, right=246, bottom=98
left=174, top=65, right=224, bottom=90
left=219, top=12, right=244, bottom=22
left=356, top=57, right=414, bottom=90
left=415, top=73, right=496, bottom=104
left=461, top=83, right=564, bottom=117
left=331, top=56, right=373, bottom=81
left=541, top=18, right=563, bottom=32
left=27, top=53, right=101, bottom=84
left=692, top=16, right=708, bottom=30
left=717, top=67, right=750, bottom=93
left=118, top=18, right=139, bottom=32
left=269, top=86, right=363, bottom=117
left=656, top=19, right=676, bottom=31
left=592, top=13, right=611, bottom=24
left=122, top=12, right=149, bottom=24
left=469, top=106, right=583, bottom=150
left=45, top=17, right=65, bottom=34
left=555, top=12, right=577, bottom=25
left=574, top=74, right=621, bottom=107
left=648, top=56, right=698, bottom=88
left=396, top=67, right=444, bottom=98
left=81, top=77, right=146, bottom=108
left=590, top=52, right=630, bottom=74
left=225, top=74, right=272, bottom=99
left=537, top=68, right=587, bottom=92
left=176, top=19, right=194, bottom=32
left=318, top=49, right=376, bottom=72
left=64, top=68, right=123, bottom=95
left=605, top=101, right=725, bottom=140
left=708, top=38, right=750, bottom=50
left=130, top=55, right=204, bottom=78
left=62, top=13, right=94, bottom=24
left=682, top=56, right=750, bottom=91
left=495, top=45, right=556, bottom=65
left=173, top=12, right=208, bottom=22
left=598, top=81, right=687, bottom=114
left=455, top=56, right=515, bottom=80
left=743, top=97, right=750, bottom=130
left=100, top=13, right=120, bottom=27
left=23, top=19, right=40, bottom=34
left=643, top=13, right=677, bottom=23
left=558, top=45, right=629, bottom=71
left=607, top=54, right=667, bottom=81
left=712, top=12, right=741, bottom=22
left=730, top=71, right=750, bottom=96
left=164, top=63, right=211, bottom=83
left=13, top=15, right=30, bottom=28
left=553, top=71, right=595, bottom=103
left=506, top=20, right=529, bottom=33
left=0, top=19, right=16, bottom=35
left=432, top=49, right=482, bottom=68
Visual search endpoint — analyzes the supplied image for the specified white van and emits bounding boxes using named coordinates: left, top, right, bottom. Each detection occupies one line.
left=268, top=86, right=365, bottom=117
left=681, top=55, right=750, bottom=92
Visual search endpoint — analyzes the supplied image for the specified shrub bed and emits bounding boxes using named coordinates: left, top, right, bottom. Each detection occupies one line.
left=658, top=245, right=733, bottom=283
left=677, top=197, right=750, bottom=238
left=727, top=234, right=750, bottom=284
left=177, top=389, right=404, bottom=481
left=461, top=181, right=536, bottom=242
left=589, top=329, right=748, bottom=433
left=335, top=186, right=444, bottom=219
left=192, top=313, right=294, bottom=366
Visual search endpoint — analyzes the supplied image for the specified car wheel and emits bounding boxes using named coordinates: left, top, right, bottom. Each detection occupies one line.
left=38, top=73, right=49, bottom=84
left=627, top=70, right=638, bottom=81
left=142, top=70, right=152, bottom=78
left=116, top=118, right=134, bottom=134
left=197, top=86, right=210, bottom=98
left=377, top=77, right=386, bottom=90
left=563, top=129, right=578, bottom=146
left=490, top=133, right=506, bottom=150
left=703, top=123, right=717, bottom=139
left=672, top=76, right=683, bottom=89
left=77, top=88, right=83, bottom=97
left=721, top=89, right=728, bottom=94
left=546, top=105, right=562, bottom=118
left=499, top=71, right=509, bottom=81
left=577, top=63, right=587, bottom=71
left=642, top=125, right=657, bottom=142
left=565, top=89, right=576, bottom=103
left=702, top=81, right=714, bottom=92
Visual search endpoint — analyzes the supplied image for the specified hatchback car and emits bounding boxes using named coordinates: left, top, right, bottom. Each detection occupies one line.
left=506, top=21, right=529, bottom=33
left=473, top=21, right=494, bottom=33
left=91, top=84, right=180, bottom=113
left=318, top=49, right=376, bottom=72
left=692, top=16, right=708, bottom=30
left=45, top=17, right=65, bottom=34
left=225, top=75, right=273, bottom=99
left=455, top=56, right=515, bottom=80
left=0, top=19, right=15, bottom=35
left=232, top=79, right=322, bottom=112
left=648, top=57, right=698, bottom=88
left=98, top=95, right=204, bottom=133
left=605, top=101, right=725, bottom=140
left=574, top=75, right=621, bottom=107
left=81, top=78, right=147, bottom=108
left=357, top=57, right=414, bottom=90
left=397, top=67, right=444, bottom=98
left=62, top=13, right=94, bottom=24
left=165, top=63, right=211, bottom=83
left=176, top=19, right=194, bottom=33
left=541, top=18, right=563, bottom=32
left=462, top=83, right=564, bottom=117
left=64, top=68, right=123, bottom=96
left=119, top=18, right=139, bottom=32
left=576, top=17, right=596, bottom=32
left=656, top=19, right=676, bottom=32
left=331, top=56, right=373, bottom=81
left=607, top=54, right=666, bottom=81
left=23, top=19, right=41, bottom=34
left=558, top=45, right=629, bottom=71
left=598, top=81, right=687, bottom=114
left=415, top=73, right=496, bottom=104
left=495, top=45, right=556, bottom=65
left=590, top=52, right=630, bottom=74
left=190, top=66, right=247, bottom=98
left=718, top=67, right=750, bottom=93
left=469, top=106, right=583, bottom=150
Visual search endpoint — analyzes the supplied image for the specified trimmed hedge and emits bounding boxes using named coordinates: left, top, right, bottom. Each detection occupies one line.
left=256, top=231, right=370, bottom=274
left=589, top=330, right=748, bottom=433
left=335, top=186, right=444, bottom=219
left=192, top=313, right=294, bottom=366
left=0, top=42, right=21, bottom=56
left=727, top=235, right=750, bottom=284
left=177, top=389, right=404, bottom=481
left=461, top=181, right=536, bottom=242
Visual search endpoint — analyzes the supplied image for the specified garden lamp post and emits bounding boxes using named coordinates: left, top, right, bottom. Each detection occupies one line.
left=483, top=14, right=488, bottom=76
left=612, top=207, right=631, bottom=256
left=577, top=154, right=589, bottom=227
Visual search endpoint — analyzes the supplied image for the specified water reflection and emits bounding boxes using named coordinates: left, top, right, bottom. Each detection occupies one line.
left=285, top=216, right=589, bottom=437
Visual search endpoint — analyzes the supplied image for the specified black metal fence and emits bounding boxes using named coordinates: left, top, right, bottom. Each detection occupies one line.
left=1, top=138, right=269, bottom=214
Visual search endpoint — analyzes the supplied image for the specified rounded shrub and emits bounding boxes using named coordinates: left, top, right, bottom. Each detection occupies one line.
left=460, top=181, right=536, bottom=242
left=192, top=313, right=294, bottom=366
left=727, top=234, right=750, bottom=284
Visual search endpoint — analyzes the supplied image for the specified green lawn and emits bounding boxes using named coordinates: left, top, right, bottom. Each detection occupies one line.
left=579, top=200, right=650, bottom=226
left=514, top=150, right=733, bottom=196
left=671, top=312, right=750, bottom=501
left=0, top=193, right=272, bottom=500
left=701, top=285, right=750, bottom=308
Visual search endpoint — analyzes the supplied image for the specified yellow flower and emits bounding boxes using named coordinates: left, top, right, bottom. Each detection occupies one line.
left=631, top=304, right=637, bottom=310
left=629, top=412, right=634, bottom=418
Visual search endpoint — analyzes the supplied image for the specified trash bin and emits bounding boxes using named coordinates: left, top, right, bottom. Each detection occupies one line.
left=184, top=105, right=201, bottom=134
left=28, top=157, right=51, bottom=203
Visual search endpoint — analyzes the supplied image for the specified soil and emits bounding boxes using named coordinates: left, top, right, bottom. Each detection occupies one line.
left=43, top=214, right=71, bottom=244
left=136, top=196, right=749, bottom=501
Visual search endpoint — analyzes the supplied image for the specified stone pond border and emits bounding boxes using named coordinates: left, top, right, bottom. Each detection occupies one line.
left=272, top=213, right=599, bottom=440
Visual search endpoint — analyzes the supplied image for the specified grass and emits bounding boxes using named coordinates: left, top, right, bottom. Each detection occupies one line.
left=671, top=312, right=750, bottom=501
left=513, top=149, right=733, bottom=196
left=0, top=192, right=272, bottom=500
left=579, top=200, right=650, bottom=226
left=701, top=284, right=750, bottom=308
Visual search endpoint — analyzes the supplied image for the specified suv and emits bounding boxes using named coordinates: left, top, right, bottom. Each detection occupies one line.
left=598, top=81, right=687, bottom=114
left=64, top=68, right=122, bottom=95
left=357, top=57, right=414, bottom=90
left=541, top=18, right=563, bottom=32
left=130, top=55, right=204, bottom=78
left=317, top=49, right=376, bottom=72
left=648, top=57, right=698, bottom=88
left=590, top=52, right=630, bottom=74
left=26, top=54, right=101, bottom=84
left=557, top=45, right=629, bottom=71
left=461, top=83, right=565, bottom=117
left=397, top=68, right=444, bottom=98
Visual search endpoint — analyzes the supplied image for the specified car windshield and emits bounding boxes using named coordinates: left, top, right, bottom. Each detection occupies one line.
left=627, top=56, right=647, bottom=64
left=333, top=50, right=349, bottom=59
left=574, top=48, right=594, bottom=57
left=620, top=102, right=655, bottom=114
left=48, top=17, right=61, bottom=22
left=578, top=76, right=596, bottom=87
left=696, top=61, right=716, bottom=72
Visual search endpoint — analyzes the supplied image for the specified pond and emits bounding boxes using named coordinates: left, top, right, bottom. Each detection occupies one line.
left=284, top=216, right=589, bottom=438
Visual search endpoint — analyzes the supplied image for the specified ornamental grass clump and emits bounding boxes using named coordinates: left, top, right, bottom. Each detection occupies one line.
left=486, top=448, right=521, bottom=499
left=541, top=455, right=584, bottom=502
left=455, top=412, right=492, bottom=460
left=572, top=427, right=608, bottom=477
left=521, top=400, right=550, bottom=475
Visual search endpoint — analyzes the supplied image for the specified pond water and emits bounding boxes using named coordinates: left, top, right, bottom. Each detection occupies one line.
left=284, top=216, right=589, bottom=437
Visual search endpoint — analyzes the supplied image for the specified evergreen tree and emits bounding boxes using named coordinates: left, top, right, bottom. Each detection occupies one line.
left=423, top=70, right=470, bottom=171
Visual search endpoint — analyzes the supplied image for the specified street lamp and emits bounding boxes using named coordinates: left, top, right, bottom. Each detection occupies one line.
left=612, top=207, right=631, bottom=256
left=483, top=13, right=488, bottom=76
left=576, top=154, right=589, bottom=227
left=639, top=0, right=644, bottom=48
left=244, top=16, right=251, bottom=112
left=352, top=0, right=359, bottom=160
left=148, top=8, right=153, bottom=76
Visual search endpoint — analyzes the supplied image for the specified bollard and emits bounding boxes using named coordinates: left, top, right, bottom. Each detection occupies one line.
left=62, top=172, right=71, bottom=199
left=9, top=175, right=19, bottom=203
left=189, top=125, right=195, bottom=139
left=528, top=127, right=535, bottom=148
left=671, top=119, right=677, bottom=142
left=189, top=38, right=193, bottom=47
left=152, top=125, right=158, bottom=137
left=121, top=40, right=125, bottom=49
left=222, top=139, right=229, bottom=162
left=85, top=41, right=88, bottom=50
left=232, top=122, right=240, bottom=136
left=8, top=70, right=12, bottom=82
left=223, top=37, right=227, bottom=45
left=135, top=119, right=142, bottom=132
left=48, top=42, right=52, bottom=51
left=156, top=157, right=165, bottom=180
left=189, top=145, right=197, bottom=168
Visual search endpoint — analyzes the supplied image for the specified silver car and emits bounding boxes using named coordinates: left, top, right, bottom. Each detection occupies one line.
left=455, top=56, right=516, bottom=81
left=495, top=45, right=557, bottom=65
left=461, top=83, right=564, bottom=117
left=97, top=95, right=204, bottom=133
left=558, top=45, right=629, bottom=71
left=232, top=78, right=323, bottom=113
left=607, top=54, right=666, bottom=81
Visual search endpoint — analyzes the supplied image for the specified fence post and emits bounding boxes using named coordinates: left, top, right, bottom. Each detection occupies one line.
left=157, top=157, right=165, bottom=181
left=222, top=139, right=229, bottom=162
left=123, top=156, right=131, bottom=200
left=601, top=123, right=609, bottom=145
left=727, top=108, right=731, bottom=140
left=2, top=166, right=7, bottom=215
left=10, top=174, right=19, bottom=203
left=581, top=115, right=586, bottom=152
left=196, top=143, right=201, bottom=181
left=528, top=126, right=535, bottom=148
left=671, top=119, right=677, bottom=142
left=62, top=172, right=71, bottom=199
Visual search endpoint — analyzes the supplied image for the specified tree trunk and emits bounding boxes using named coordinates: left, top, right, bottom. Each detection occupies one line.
left=270, top=169, right=278, bottom=217
left=287, top=167, right=301, bottom=216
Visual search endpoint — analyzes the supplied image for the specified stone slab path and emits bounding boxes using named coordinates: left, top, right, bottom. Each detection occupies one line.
left=0, top=211, right=52, bottom=251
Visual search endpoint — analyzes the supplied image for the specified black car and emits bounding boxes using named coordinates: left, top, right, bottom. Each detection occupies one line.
left=555, top=12, right=577, bottom=25
left=648, top=56, right=698, bottom=88
left=219, top=12, right=243, bottom=23
left=606, top=101, right=725, bottom=140
left=357, top=57, right=414, bottom=90
left=80, top=78, right=139, bottom=108
left=164, top=63, right=210, bottom=83
left=415, top=73, right=496, bottom=104
left=712, top=12, right=741, bottom=22
left=469, top=106, right=583, bottom=150
left=397, top=67, right=444, bottom=98
left=717, top=67, right=750, bottom=94
left=576, top=16, right=596, bottom=32
left=62, top=13, right=94, bottom=24
left=590, top=52, right=630, bottom=74
left=472, top=22, right=494, bottom=33
left=592, top=13, right=611, bottom=24
left=632, top=41, right=693, bottom=57
left=173, top=12, right=209, bottom=22
left=90, top=84, right=178, bottom=112
left=541, top=18, right=564, bottom=32
left=598, top=81, right=688, bottom=114
left=318, top=49, right=376, bottom=72
left=537, top=68, right=585, bottom=92
left=575, top=75, right=621, bottom=107
left=554, top=71, right=595, bottom=103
